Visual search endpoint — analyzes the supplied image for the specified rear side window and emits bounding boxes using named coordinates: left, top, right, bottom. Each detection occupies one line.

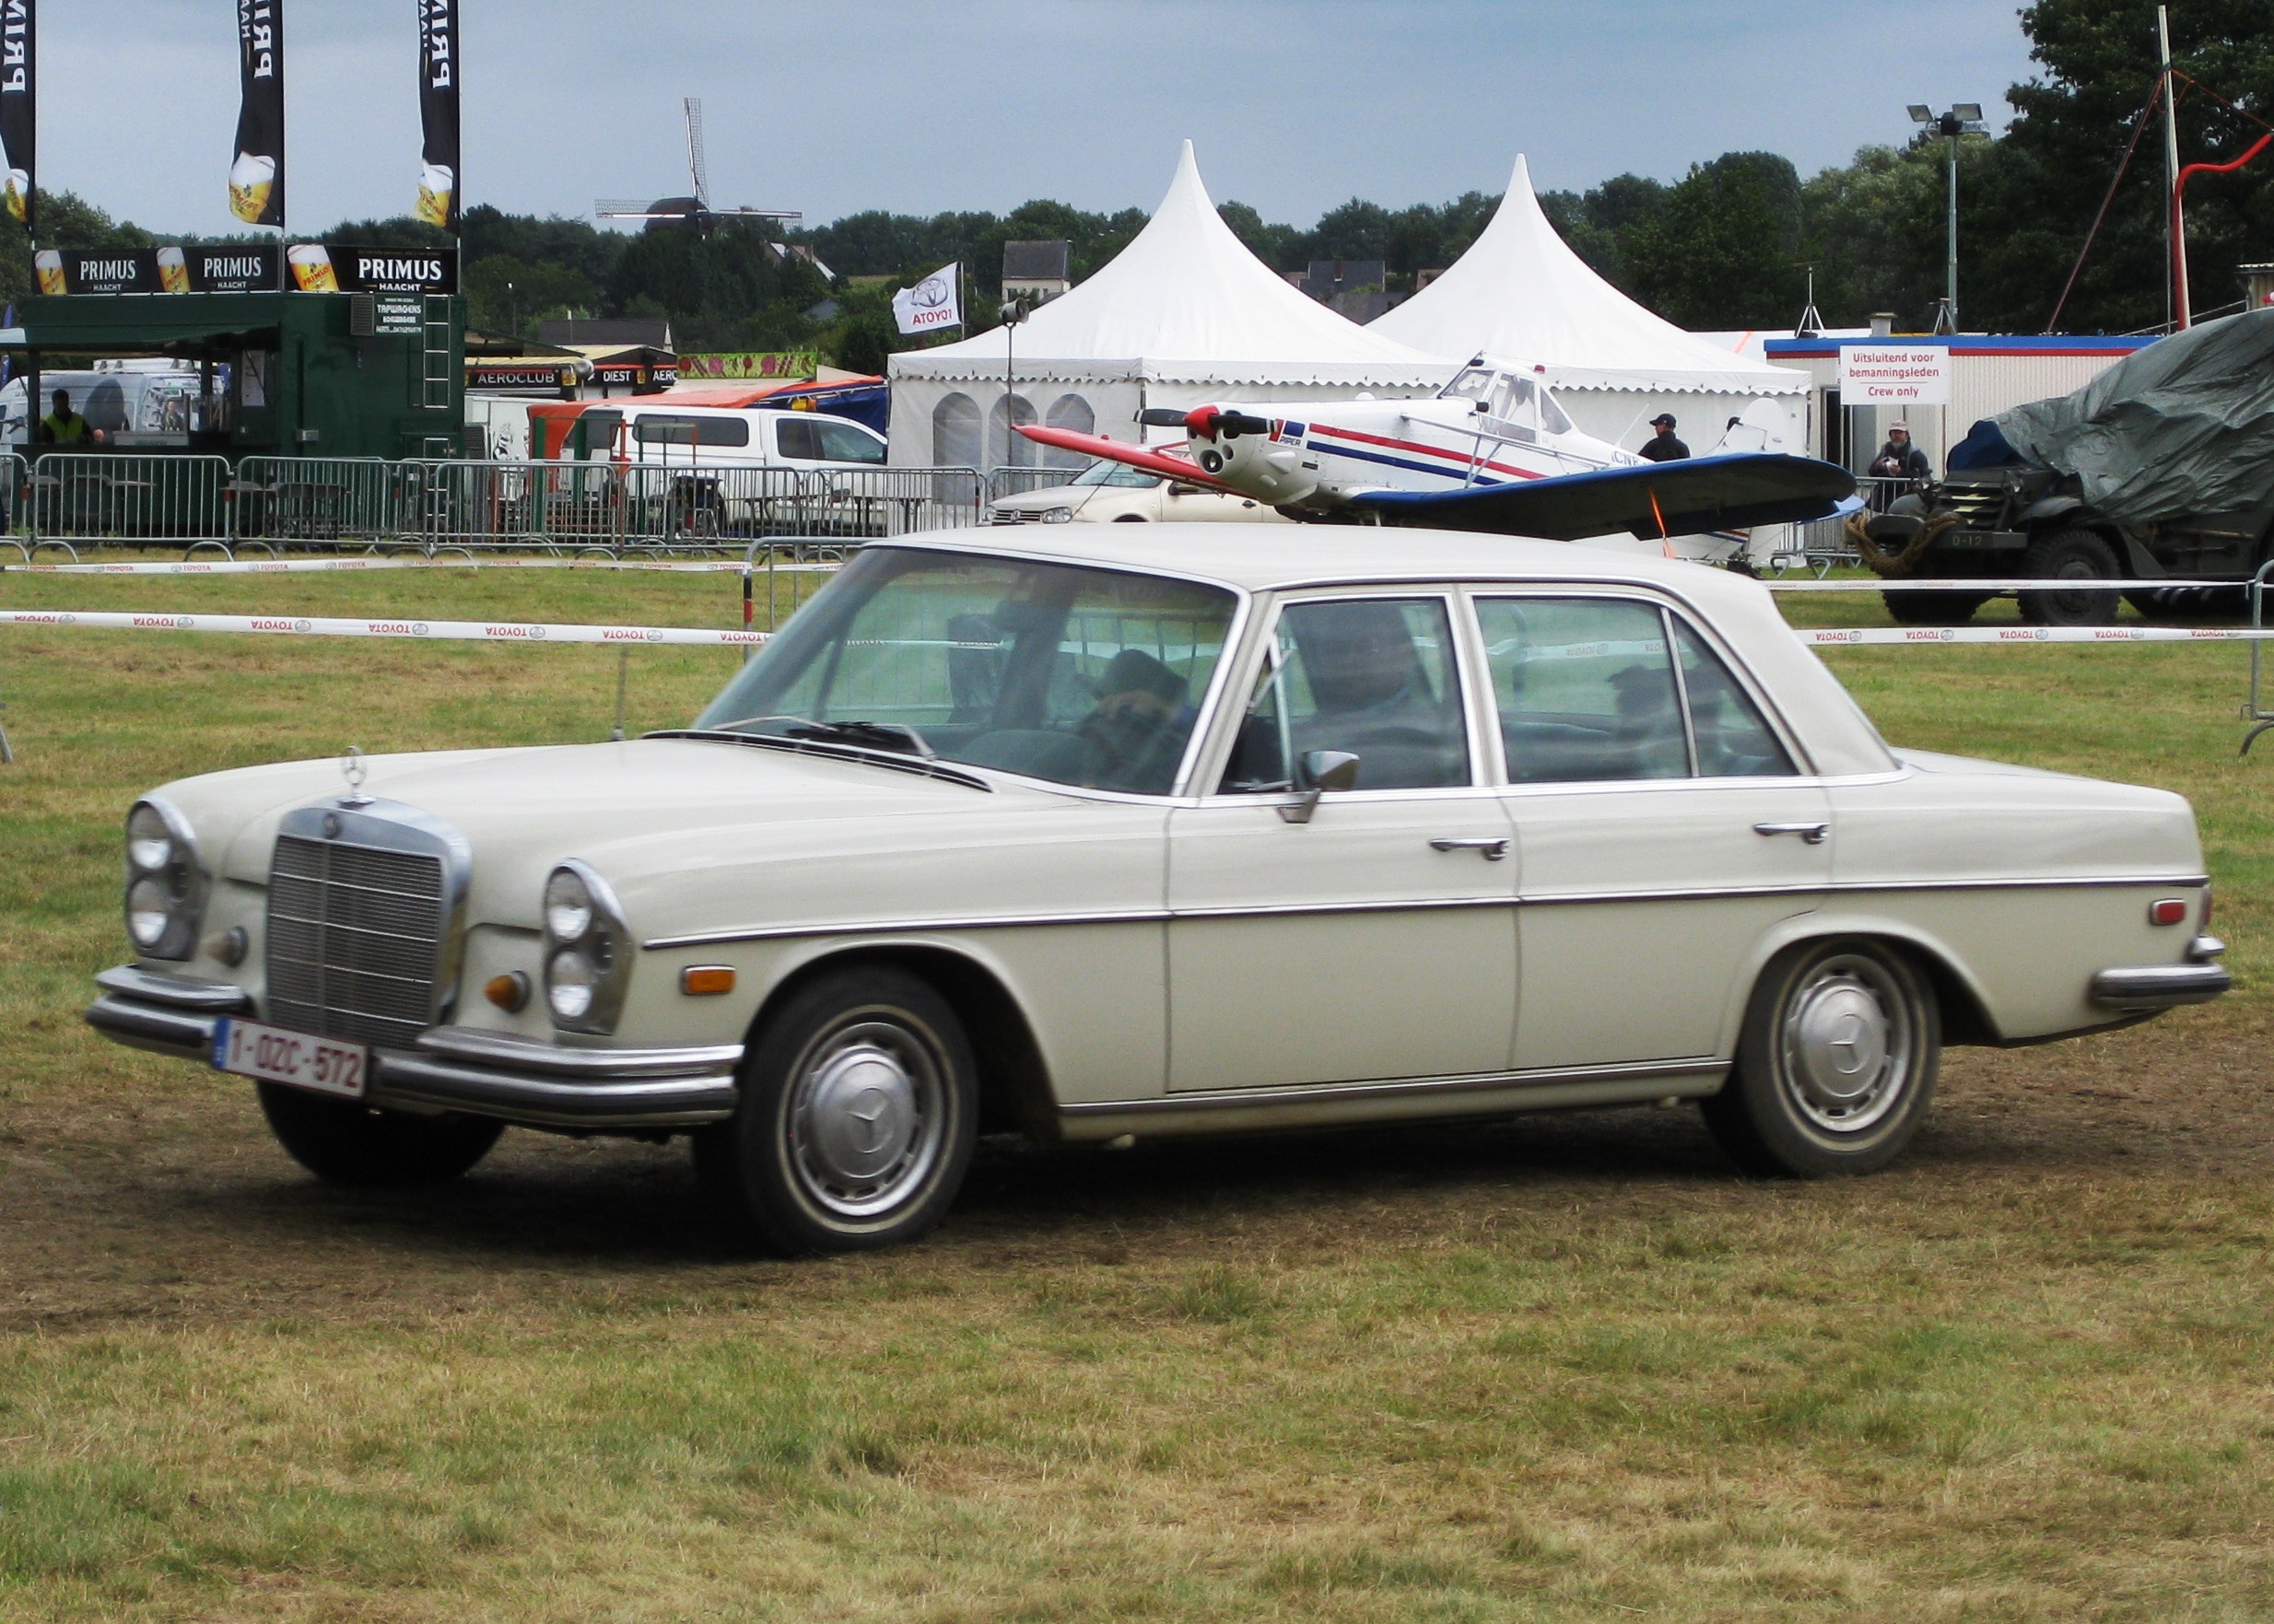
left=1477, top=597, right=1792, bottom=782
left=635, top=414, right=749, bottom=448
left=775, top=417, right=821, bottom=460
left=814, top=419, right=886, bottom=463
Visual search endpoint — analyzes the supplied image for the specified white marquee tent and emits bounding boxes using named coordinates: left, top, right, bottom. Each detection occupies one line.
left=886, top=142, right=1452, bottom=469
left=1370, top=156, right=1811, bottom=457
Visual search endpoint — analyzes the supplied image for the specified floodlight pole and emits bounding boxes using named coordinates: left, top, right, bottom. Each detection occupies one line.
left=2158, top=5, right=2188, bottom=329
left=1943, top=128, right=1960, bottom=332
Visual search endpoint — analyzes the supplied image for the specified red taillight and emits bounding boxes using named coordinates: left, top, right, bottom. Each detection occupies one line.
left=2150, top=898, right=2188, bottom=927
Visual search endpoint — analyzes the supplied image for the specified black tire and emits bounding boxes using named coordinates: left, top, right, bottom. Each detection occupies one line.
left=694, top=965, right=978, bottom=1256
left=2124, top=585, right=2249, bottom=623
left=256, top=1082, right=504, bottom=1187
left=1111, top=513, right=1149, bottom=521
left=1701, top=939, right=1940, bottom=1178
left=1881, top=590, right=1991, bottom=625
left=2018, top=528, right=2121, bottom=626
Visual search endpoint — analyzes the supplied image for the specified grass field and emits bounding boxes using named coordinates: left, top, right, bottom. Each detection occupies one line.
left=2, top=562, right=2270, bottom=1621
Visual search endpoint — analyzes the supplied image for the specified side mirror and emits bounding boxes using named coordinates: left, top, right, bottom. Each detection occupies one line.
left=1279, top=749, right=1361, bottom=824
left=1473, top=399, right=1488, bottom=414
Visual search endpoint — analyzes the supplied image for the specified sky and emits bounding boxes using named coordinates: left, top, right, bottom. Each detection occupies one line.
left=42, top=1, right=2044, bottom=239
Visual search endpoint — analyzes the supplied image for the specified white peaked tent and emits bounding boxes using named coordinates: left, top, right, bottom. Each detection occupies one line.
left=886, top=141, right=1452, bottom=469
left=1370, top=156, right=1810, bottom=456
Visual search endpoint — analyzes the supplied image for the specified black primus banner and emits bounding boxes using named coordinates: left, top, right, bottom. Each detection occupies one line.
left=415, top=0, right=458, bottom=231
left=0, top=0, right=32, bottom=233
left=230, top=0, right=283, bottom=227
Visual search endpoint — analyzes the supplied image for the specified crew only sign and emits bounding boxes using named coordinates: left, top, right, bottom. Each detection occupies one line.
left=1838, top=344, right=1952, bottom=406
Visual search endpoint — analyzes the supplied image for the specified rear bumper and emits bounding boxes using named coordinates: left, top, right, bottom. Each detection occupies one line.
left=2089, top=937, right=2233, bottom=1011
left=85, top=965, right=742, bottom=1130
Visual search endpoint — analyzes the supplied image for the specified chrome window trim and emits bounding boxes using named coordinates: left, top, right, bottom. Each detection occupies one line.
left=1061, top=1055, right=1724, bottom=1116
left=639, top=871, right=2210, bottom=951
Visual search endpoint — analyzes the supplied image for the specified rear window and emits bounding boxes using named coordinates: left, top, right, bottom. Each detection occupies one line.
left=634, top=414, right=750, bottom=448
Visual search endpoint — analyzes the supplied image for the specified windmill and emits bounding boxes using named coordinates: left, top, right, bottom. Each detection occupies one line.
left=595, top=98, right=801, bottom=233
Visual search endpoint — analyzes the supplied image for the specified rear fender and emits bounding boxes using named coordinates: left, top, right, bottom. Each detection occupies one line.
left=1714, top=909, right=2004, bottom=1058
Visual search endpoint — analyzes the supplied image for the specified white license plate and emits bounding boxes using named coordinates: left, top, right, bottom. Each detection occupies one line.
left=212, top=1017, right=368, bottom=1099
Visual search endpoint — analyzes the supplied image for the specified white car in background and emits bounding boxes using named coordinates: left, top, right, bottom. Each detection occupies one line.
left=989, top=458, right=1290, bottom=525
left=87, top=525, right=2227, bottom=1255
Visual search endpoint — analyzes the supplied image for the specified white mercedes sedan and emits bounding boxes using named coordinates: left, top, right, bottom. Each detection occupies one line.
left=88, top=526, right=2228, bottom=1253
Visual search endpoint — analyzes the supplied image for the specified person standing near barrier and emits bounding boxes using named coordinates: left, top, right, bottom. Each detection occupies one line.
left=1870, top=421, right=1930, bottom=481
left=39, top=389, right=92, bottom=445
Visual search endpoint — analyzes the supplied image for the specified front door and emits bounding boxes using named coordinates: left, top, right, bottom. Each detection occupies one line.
left=1167, top=594, right=1519, bottom=1092
left=1474, top=592, right=1833, bottom=1070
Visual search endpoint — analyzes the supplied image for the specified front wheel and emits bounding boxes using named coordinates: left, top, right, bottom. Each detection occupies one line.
left=2019, top=528, right=2121, bottom=626
left=256, top=1083, right=504, bottom=1187
left=1701, top=940, right=1940, bottom=1177
left=694, top=966, right=978, bottom=1255
left=1882, top=590, right=1990, bottom=625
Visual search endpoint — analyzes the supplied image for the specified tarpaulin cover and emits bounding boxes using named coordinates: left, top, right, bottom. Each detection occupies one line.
left=1992, top=308, right=2274, bottom=522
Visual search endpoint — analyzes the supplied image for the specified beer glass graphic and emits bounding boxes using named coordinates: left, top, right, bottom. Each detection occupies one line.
left=229, top=152, right=275, bottom=224
left=157, top=247, right=191, bottom=294
left=416, top=164, right=454, bottom=228
left=287, top=243, right=339, bottom=294
left=34, top=248, right=64, bottom=296
left=4, top=169, right=28, bottom=224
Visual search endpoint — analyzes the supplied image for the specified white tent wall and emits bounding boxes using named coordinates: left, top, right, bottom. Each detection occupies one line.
left=886, top=142, right=1451, bottom=468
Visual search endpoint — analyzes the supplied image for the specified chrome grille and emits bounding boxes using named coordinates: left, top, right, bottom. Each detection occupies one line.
left=265, top=833, right=447, bottom=1048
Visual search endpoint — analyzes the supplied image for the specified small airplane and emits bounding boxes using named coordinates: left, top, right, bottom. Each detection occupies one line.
left=1018, top=354, right=1857, bottom=558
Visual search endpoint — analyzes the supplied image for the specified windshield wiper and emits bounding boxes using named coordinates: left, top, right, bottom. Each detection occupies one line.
left=784, top=719, right=934, bottom=758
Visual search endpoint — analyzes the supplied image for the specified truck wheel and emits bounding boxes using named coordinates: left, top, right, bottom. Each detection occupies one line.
left=1882, top=590, right=1990, bottom=625
left=2019, top=529, right=2121, bottom=626
left=2125, top=586, right=2248, bottom=623
left=256, top=1083, right=504, bottom=1187
left=1701, top=939, right=1940, bottom=1177
left=694, top=965, right=978, bottom=1256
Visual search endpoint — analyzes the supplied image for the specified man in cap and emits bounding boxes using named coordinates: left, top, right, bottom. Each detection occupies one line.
left=1637, top=413, right=1689, bottom=462
left=1870, top=420, right=1931, bottom=482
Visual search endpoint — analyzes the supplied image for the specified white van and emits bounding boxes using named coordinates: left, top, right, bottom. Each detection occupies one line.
left=3, top=365, right=217, bottom=446
left=604, top=403, right=887, bottom=471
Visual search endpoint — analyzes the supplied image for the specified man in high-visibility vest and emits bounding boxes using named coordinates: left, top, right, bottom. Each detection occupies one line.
left=39, top=389, right=89, bottom=444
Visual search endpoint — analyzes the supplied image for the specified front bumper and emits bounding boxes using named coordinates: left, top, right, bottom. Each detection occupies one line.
left=85, top=965, right=742, bottom=1129
left=2088, top=936, right=2233, bottom=1012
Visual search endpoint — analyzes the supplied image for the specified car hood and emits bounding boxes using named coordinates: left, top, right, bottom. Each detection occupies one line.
left=157, top=737, right=1059, bottom=928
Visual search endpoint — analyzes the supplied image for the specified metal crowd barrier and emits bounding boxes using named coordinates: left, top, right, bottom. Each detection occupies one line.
left=12, top=457, right=988, bottom=558
left=1770, top=474, right=1927, bottom=575
left=987, top=465, right=1082, bottom=503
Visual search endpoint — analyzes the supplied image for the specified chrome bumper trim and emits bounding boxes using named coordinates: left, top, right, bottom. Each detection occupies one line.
left=84, top=989, right=742, bottom=1129
left=94, top=964, right=251, bottom=1011
left=2089, top=943, right=2232, bottom=1011
left=415, top=1026, right=744, bottom=1079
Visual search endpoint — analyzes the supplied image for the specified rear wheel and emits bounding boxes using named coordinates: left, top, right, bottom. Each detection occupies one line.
left=256, top=1083, right=503, bottom=1187
left=2019, top=528, right=2121, bottom=626
left=694, top=966, right=978, bottom=1255
left=1702, top=939, right=1940, bottom=1177
left=2124, top=585, right=2249, bottom=622
left=1882, top=590, right=1991, bottom=625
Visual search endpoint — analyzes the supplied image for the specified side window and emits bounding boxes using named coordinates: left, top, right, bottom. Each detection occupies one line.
left=1672, top=620, right=1794, bottom=777
left=1478, top=597, right=1687, bottom=782
left=1219, top=598, right=1470, bottom=793
left=814, top=420, right=886, bottom=463
left=633, top=415, right=697, bottom=446
left=695, top=415, right=750, bottom=448
left=1537, top=387, right=1575, bottom=436
left=1487, top=375, right=1537, bottom=442
left=775, top=417, right=822, bottom=461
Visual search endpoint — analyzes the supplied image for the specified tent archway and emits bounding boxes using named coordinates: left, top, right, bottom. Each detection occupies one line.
left=932, top=392, right=981, bottom=467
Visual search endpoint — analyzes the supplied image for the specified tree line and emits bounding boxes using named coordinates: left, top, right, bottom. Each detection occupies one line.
left=1, top=0, right=2262, bottom=368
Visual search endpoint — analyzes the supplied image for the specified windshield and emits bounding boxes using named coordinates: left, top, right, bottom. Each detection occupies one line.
left=1072, top=459, right=1163, bottom=488
left=694, top=548, right=1238, bottom=795
left=1441, top=366, right=1496, bottom=403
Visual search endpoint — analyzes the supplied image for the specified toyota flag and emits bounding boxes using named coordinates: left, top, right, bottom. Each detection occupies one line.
left=892, top=263, right=961, bottom=335
left=1, top=0, right=32, bottom=231
left=415, top=0, right=458, bottom=230
left=229, top=0, right=285, bottom=226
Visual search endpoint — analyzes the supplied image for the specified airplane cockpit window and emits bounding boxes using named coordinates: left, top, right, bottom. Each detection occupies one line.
left=1538, top=388, right=1575, bottom=436
left=1485, top=375, right=1538, bottom=442
left=1442, top=367, right=1496, bottom=403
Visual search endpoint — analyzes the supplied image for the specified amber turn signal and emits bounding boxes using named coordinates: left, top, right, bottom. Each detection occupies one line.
left=680, top=965, right=735, bottom=996
left=485, top=971, right=531, bottom=1011
left=2149, top=898, right=2189, bottom=927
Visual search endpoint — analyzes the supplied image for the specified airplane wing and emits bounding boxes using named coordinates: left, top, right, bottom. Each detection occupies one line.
left=1347, top=454, right=1857, bottom=541
left=1014, top=425, right=1236, bottom=491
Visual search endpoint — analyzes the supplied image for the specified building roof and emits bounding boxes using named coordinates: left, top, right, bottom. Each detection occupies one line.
left=890, top=142, right=1449, bottom=388
left=1002, top=240, right=1072, bottom=282
left=1370, top=156, right=1807, bottom=395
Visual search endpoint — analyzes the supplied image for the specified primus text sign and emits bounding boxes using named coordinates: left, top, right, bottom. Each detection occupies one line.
left=1838, top=344, right=1951, bottom=406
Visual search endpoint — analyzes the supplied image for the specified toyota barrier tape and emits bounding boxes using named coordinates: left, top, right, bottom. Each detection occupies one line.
left=1798, top=625, right=2274, bottom=646
left=1764, top=578, right=2246, bottom=592
left=0, top=556, right=838, bottom=577
left=0, top=609, right=770, bottom=646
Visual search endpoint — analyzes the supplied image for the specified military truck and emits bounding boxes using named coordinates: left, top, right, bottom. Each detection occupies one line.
left=1859, top=309, right=2274, bottom=626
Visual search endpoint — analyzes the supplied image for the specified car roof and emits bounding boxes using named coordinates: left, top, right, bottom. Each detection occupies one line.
left=889, top=520, right=1761, bottom=601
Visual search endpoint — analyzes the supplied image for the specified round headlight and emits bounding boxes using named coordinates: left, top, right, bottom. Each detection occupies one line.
left=546, top=949, right=596, bottom=1021
left=127, top=876, right=174, bottom=948
left=545, top=868, right=593, bottom=944
left=127, top=804, right=175, bottom=873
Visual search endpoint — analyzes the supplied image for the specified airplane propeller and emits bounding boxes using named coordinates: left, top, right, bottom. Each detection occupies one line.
left=1135, top=405, right=1273, bottom=439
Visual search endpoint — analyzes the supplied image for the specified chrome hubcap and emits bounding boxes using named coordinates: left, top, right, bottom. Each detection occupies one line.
left=1778, top=957, right=1911, bottom=1135
left=789, top=1017, right=943, bottom=1220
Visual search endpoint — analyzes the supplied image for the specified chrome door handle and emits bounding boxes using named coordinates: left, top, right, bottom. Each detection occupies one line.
left=1430, top=836, right=1510, bottom=860
left=1754, top=822, right=1830, bottom=845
